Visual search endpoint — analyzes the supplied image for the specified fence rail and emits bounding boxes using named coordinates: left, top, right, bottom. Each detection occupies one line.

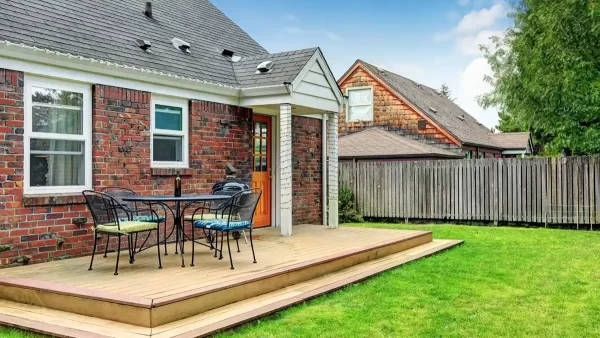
left=339, top=157, right=600, bottom=227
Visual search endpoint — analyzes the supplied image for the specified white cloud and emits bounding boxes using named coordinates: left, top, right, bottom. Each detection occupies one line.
left=455, top=57, right=498, bottom=128
left=456, top=29, right=503, bottom=55
left=458, top=0, right=470, bottom=6
left=456, top=3, right=507, bottom=34
left=325, top=31, right=342, bottom=42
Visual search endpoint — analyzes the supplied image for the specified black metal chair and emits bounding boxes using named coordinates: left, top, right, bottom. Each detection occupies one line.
left=192, top=188, right=261, bottom=269
left=82, top=190, right=162, bottom=275
left=102, top=187, right=169, bottom=255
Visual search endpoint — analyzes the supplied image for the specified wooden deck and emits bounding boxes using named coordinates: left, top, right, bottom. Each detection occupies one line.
left=0, top=225, right=462, bottom=337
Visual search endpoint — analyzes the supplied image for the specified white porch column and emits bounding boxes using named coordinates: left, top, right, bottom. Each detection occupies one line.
left=327, top=112, right=339, bottom=228
left=279, top=103, right=293, bottom=236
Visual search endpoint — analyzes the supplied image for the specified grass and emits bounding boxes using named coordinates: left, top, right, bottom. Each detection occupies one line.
left=0, top=326, right=47, bottom=338
left=216, top=223, right=600, bottom=338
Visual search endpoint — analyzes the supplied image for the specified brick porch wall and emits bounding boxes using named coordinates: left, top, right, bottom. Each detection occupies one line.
left=291, top=116, right=323, bottom=225
left=0, top=72, right=254, bottom=267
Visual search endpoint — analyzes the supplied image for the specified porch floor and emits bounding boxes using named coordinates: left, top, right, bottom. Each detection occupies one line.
left=0, top=225, right=462, bottom=337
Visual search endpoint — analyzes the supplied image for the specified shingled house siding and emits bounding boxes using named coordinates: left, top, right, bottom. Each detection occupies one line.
left=0, top=79, right=255, bottom=267
left=292, top=116, right=322, bottom=225
left=338, top=66, right=457, bottom=147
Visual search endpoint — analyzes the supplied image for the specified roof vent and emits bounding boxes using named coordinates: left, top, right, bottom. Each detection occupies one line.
left=144, top=2, right=152, bottom=18
left=429, top=107, right=437, bottom=114
left=135, top=39, right=152, bottom=51
left=172, top=38, right=191, bottom=53
left=457, top=114, right=465, bottom=121
left=256, top=60, right=273, bottom=74
left=222, top=49, right=234, bottom=57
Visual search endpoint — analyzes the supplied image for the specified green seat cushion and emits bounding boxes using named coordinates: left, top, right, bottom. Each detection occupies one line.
left=96, top=221, right=157, bottom=234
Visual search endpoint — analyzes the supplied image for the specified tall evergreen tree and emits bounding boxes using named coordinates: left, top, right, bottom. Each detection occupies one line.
left=439, top=83, right=454, bottom=101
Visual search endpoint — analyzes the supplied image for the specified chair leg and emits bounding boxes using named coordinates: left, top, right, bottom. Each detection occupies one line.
left=163, top=221, right=168, bottom=256
left=213, top=230, right=219, bottom=258
left=156, top=229, right=162, bottom=269
left=103, top=235, right=109, bottom=258
left=249, top=228, right=257, bottom=264
left=236, top=238, right=240, bottom=253
left=226, top=231, right=234, bottom=270
left=128, top=236, right=134, bottom=264
left=219, top=230, right=224, bottom=260
left=191, top=226, right=195, bottom=267
left=89, top=233, right=98, bottom=271
left=114, top=235, right=121, bottom=276
left=242, top=230, right=248, bottom=244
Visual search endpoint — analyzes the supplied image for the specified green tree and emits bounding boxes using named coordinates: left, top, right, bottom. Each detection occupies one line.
left=438, top=83, right=454, bottom=101
left=479, top=0, right=600, bottom=155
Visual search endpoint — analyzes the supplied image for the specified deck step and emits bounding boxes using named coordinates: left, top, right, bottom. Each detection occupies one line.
left=0, top=239, right=462, bottom=338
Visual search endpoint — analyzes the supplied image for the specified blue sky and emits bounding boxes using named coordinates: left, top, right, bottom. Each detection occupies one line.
left=213, top=0, right=512, bottom=128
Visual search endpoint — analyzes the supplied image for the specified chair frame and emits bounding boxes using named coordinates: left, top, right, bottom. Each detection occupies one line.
left=83, top=190, right=162, bottom=275
left=191, top=188, right=262, bottom=269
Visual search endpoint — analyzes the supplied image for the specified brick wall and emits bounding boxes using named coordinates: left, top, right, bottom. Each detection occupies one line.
left=338, top=66, right=458, bottom=149
left=292, top=116, right=322, bottom=225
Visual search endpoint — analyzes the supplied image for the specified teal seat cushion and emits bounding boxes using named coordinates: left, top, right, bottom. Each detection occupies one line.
left=119, top=215, right=165, bottom=222
left=193, top=219, right=252, bottom=230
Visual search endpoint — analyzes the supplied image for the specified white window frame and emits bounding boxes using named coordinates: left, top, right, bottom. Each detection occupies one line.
left=23, top=76, right=93, bottom=195
left=151, top=96, right=189, bottom=168
left=346, top=86, right=374, bottom=122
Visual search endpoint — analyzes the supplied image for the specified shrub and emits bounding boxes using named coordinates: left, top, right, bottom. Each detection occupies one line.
left=339, top=184, right=364, bottom=223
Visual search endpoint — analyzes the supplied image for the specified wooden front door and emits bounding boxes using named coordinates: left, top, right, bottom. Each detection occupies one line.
left=252, top=115, right=271, bottom=227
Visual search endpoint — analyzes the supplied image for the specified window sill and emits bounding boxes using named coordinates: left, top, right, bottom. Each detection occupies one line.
left=23, top=193, right=86, bottom=207
left=151, top=168, right=195, bottom=176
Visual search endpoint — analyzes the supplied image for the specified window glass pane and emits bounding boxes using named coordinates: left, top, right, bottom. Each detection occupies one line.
left=32, top=106, right=83, bottom=134
left=29, top=139, right=85, bottom=188
left=349, top=105, right=372, bottom=121
left=348, top=88, right=372, bottom=106
left=153, top=135, right=183, bottom=162
left=254, top=138, right=260, bottom=155
left=32, top=87, right=83, bottom=106
left=30, top=139, right=83, bottom=152
left=155, top=105, right=182, bottom=131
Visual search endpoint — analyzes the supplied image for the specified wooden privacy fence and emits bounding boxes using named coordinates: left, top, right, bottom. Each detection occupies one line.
left=339, top=157, right=600, bottom=228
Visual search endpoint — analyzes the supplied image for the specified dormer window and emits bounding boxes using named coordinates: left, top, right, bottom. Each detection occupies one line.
left=347, top=86, right=373, bottom=122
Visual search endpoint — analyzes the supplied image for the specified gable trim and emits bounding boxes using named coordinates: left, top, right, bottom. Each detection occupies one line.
left=291, top=48, right=344, bottom=109
left=339, top=61, right=462, bottom=147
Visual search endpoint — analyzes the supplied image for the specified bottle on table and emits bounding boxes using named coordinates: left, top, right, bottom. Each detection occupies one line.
left=174, top=170, right=182, bottom=197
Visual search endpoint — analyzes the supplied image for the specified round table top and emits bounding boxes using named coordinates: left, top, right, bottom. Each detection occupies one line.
left=122, top=194, right=230, bottom=202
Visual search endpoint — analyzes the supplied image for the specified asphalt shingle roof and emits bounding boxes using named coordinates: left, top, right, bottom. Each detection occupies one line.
left=339, top=128, right=463, bottom=159
left=0, top=0, right=318, bottom=88
left=358, top=60, right=497, bottom=148
left=489, top=132, right=531, bottom=150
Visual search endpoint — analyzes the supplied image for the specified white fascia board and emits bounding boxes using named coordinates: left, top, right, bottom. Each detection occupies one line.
left=0, top=42, right=239, bottom=105
left=502, top=149, right=527, bottom=155
left=291, top=92, right=340, bottom=113
left=239, top=94, right=292, bottom=107
left=291, top=49, right=343, bottom=105
left=239, top=84, right=289, bottom=97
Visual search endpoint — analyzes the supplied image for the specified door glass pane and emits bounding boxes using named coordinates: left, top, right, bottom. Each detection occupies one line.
left=261, top=138, right=267, bottom=154
left=254, top=122, right=261, bottom=137
left=261, top=122, right=267, bottom=138
left=254, top=138, right=260, bottom=155
left=153, top=135, right=183, bottom=162
left=261, top=156, right=267, bottom=171
left=254, top=156, right=261, bottom=171
left=155, top=105, right=182, bottom=131
left=29, top=139, right=84, bottom=187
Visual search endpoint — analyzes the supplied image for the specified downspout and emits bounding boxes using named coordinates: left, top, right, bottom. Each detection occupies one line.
left=322, top=113, right=328, bottom=226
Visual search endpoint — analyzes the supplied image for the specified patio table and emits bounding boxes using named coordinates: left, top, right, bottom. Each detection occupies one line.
left=122, top=194, right=230, bottom=267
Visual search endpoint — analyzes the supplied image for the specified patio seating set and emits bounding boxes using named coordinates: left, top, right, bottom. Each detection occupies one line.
left=82, top=182, right=262, bottom=275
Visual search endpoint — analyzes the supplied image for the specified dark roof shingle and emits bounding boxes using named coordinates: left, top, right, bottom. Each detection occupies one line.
left=339, top=128, right=463, bottom=159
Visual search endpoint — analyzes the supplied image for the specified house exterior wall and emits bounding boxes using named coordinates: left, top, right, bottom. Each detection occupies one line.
left=338, top=66, right=458, bottom=148
left=291, top=116, right=322, bottom=225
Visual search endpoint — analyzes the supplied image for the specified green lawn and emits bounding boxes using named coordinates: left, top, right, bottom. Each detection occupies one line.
left=2, top=224, right=600, bottom=338
left=217, top=223, right=600, bottom=338
left=0, top=326, right=46, bottom=338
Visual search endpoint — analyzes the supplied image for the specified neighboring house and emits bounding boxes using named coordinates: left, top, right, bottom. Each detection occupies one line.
left=339, top=128, right=463, bottom=162
left=0, top=0, right=343, bottom=266
left=337, top=60, right=531, bottom=159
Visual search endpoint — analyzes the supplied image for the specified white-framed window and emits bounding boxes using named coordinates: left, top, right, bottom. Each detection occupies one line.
left=151, top=96, right=189, bottom=168
left=346, top=86, right=374, bottom=122
left=24, top=76, right=92, bottom=195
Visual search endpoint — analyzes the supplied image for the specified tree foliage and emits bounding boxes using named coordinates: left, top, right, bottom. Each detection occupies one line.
left=439, top=83, right=455, bottom=101
left=338, top=184, right=363, bottom=223
left=480, top=0, right=600, bottom=155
